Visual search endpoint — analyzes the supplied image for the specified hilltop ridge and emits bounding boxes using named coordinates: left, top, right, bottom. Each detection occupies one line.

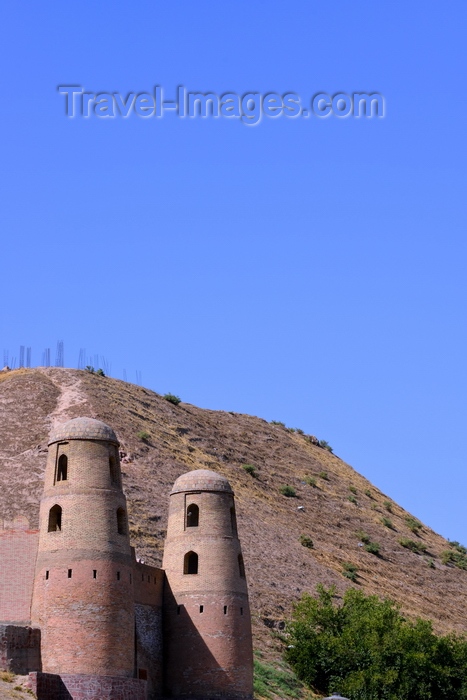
left=0, top=367, right=466, bottom=657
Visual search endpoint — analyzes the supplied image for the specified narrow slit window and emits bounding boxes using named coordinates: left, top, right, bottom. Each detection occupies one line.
left=238, top=554, right=246, bottom=578
left=230, top=506, right=237, bottom=535
left=93, top=570, right=97, bottom=579
left=117, top=571, right=121, bottom=581
left=68, top=569, right=72, bottom=578
left=186, top=503, right=199, bottom=528
left=200, top=605, right=204, bottom=613
left=240, top=607, right=243, bottom=616
left=117, top=508, right=126, bottom=535
left=109, top=454, right=119, bottom=484
left=45, top=571, right=49, bottom=580
left=224, top=605, right=228, bottom=615
left=48, top=504, right=62, bottom=532
left=184, top=551, right=198, bottom=575
left=57, top=454, right=68, bottom=482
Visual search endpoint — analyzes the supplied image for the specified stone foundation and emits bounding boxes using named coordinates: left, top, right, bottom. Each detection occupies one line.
left=28, top=672, right=147, bottom=700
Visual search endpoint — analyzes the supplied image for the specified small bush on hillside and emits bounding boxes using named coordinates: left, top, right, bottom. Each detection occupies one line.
left=356, top=530, right=371, bottom=544
left=242, top=463, right=257, bottom=478
left=96, top=368, right=106, bottom=376
left=441, top=548, right=467, bottom=569
left=137, top=430, right=150, bottom=443
left=305, top=476, right=317, bottom=487
left=381, top=517, right=394, bottom=529
left=364, top=541, right=381, bottom=555
left=300, top=535, right=314, bottom=549
left=406, top=516, right=422, bottom=533
left=427, top=558, right=435, bottom=569
left=318, top=471, right=329, bottom=480
left=365, top=488, right=373, bottom=498
left=295, top=428, right=304, bottom=435
left=271, top=420, right=285, bottom=427
left=164, top=393, right=181, bottom=405
left=349, top=485, right=357, bottom=494
left=318, top=439, right=333, bottom=453
left=85, top=365, right=95, bottom=373
left=449, top=540, right=467, bottom=555
left=383, top=500, right=393, bottom=512
left=342, top=562, right=358, bottom=582
left=399, top=538, right=427, bottom=554
left=348, top=495, right=358, bottom=505
left=280, top=485, right=297, bottom=498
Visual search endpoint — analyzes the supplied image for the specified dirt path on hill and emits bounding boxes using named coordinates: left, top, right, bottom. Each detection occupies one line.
left=42, top=369, right=88, bottom=431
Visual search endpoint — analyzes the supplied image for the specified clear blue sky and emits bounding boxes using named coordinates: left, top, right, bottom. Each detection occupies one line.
left=1, top=2, right=467, bottom=544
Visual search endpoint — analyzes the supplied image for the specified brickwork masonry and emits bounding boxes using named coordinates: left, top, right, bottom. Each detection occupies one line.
left=1, top=420, right=254, bottom=700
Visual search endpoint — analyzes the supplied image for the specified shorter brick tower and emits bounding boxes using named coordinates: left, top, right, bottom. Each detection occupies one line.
left=162, top=469, right=253, bottom=700
left=31, top=418, right=135, bottom=677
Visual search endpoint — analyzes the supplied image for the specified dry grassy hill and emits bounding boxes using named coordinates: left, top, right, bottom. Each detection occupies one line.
left=1, top=366, right=466, bottom=668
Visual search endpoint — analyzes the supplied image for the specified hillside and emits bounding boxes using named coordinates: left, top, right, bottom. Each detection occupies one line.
left=1, top=366, right=466, bottom=662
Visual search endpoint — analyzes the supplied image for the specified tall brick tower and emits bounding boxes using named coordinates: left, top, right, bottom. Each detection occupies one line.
left=162, top=469, right=253, bottom=700
left=31, top=417, right=135, bottom=677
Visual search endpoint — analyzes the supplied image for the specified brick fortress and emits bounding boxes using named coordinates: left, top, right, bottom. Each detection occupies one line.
left=0, top=417, right=254, bottom=700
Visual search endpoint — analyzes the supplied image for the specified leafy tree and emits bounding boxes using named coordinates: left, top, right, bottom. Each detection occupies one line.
left=286, top=585, right=467, bottom=699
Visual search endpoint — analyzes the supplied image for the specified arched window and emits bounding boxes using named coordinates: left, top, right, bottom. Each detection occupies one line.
left=48, top=505, right=62, bottom=532
left=238, top=554, right=245, bottom=578
left=184, top=551, right=198, bottom=575
left=230, top=506, right=238, bottom=535
left=109, top=454, right=119, bottom=485
left=186, top=504, right=199, bottom=528
left=57, top=454, right=68, bottom=482
left=117, top=508, right=126, bottom=535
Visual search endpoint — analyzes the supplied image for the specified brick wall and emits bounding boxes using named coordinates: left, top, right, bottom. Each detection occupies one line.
left=28, top=672, right=147, bottom=700
left=0, top=529, right=38, bottom=624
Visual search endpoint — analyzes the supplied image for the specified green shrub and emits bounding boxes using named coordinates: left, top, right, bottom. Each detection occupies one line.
left=295, top=428, right=304, bottom=435
left=286, top=584, right=467, bottom=699
left=364, top=489, right=372, bottom=498
left=427, top=558, right=435, bottom=569
left=381, top=517, right=394, bottom=529
left=85, top=365, right=95, bottom=373
left=318, top=439, right=333, bottom=453
left=449, top=540, right=467, bottom=555
left=405, top=516, right=422, bottom=533
left=356, top=530, right=371, bottom=544
left=441, top=548, right=467, bottom=569
left=299, top=535, right=314, bottom=549
left=137, top=430, right=150, bottom=443
left=96, top=368, right=106, bottom=376
left=318, top=471, right=329, bottom=480
left=271, top=420, right=285, bottom=427
left=364, top=541, right=380, bottom=555
left=242, top=463, right=257, bottom=478
left=347, top=495, right=358, bottom=505
left=399, top=538, right=427, bottom=554
left=280, top=485, right=297, bottom=498
left=383, top=500, right=393, bottom=512
left=305, top=476, right=317, bottom=487
left=349, top=485, right=357, bottom=494
left=342, top=562, right=358, bottom=582
left=164, top=393, right=181, bottom=405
